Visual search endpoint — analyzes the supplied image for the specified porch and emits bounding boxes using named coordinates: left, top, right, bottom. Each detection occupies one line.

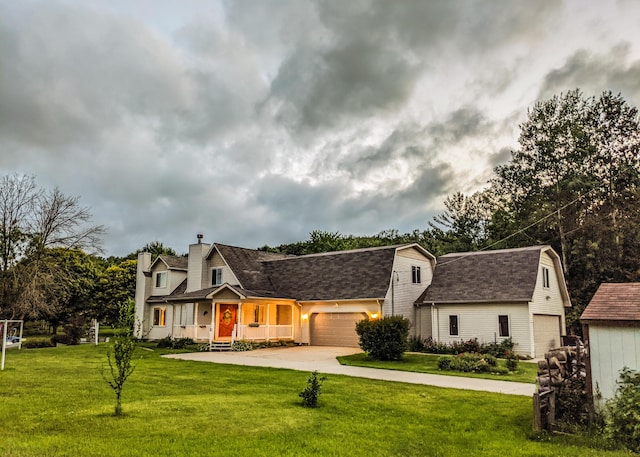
left=170, top=299, right=297, bottom=343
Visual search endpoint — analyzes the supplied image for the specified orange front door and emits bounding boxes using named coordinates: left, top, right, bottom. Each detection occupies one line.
left=218, top=304, right=237, bottom=338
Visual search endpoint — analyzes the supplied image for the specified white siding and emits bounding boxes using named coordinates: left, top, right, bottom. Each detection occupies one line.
left=147, top=304, right=174, bottom=340
left=382, top=247, right=434, bottom=333
left=530, top=251, right=567, bottom=333
left=433, top=303, right=532, bottom=356
left=207, top=251, right=240, bottom=287
left=589, top=325, right=640, bottom=406
left=187, top=243, right=210, bottom=292
left=416, top=305, right=432, bottom=339
left=149, top=264, right=186, bottom=297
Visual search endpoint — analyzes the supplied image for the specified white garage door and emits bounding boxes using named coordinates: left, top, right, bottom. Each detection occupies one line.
left=310, top=313, right=367, bottom=347
left=533, top=314, right=561, bottom=358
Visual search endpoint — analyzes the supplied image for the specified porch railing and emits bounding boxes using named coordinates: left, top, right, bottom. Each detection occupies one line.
left=237, top=324, right=293, bottom=341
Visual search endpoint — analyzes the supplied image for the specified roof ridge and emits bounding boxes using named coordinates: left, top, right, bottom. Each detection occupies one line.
left=262, top=243, right=411, bottom=262
left=440, top=245, right=549, bottom=258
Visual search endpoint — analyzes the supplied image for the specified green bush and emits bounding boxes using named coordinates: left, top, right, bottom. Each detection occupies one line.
left=505, top=352, right=519, bottom=371
left=22, top=337, right=56, bottom=348
left=355, top=316, right=410, bottom=361
left=422, top=337, right=514, bottom=357
left=156, top=336, right=194, bottom=349
left=605, top=368, right=640, bottom=453
left=299, top=371, right=327, bottom=408
left=438, top=353, right=510, bottom=375
left=231, top=340, right=254, bottom=352
left=437, top=357, right=452, bottom=370
left=408, top=335, right=425, bottom=352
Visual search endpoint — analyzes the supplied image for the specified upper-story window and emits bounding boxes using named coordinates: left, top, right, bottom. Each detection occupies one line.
left=412, top=266, right=421, bottom=284
left=211, top=268, right=223, bottom=286
left=155, top=271, right=167, bottom=288
left=542, top=267, right=550, bottom=289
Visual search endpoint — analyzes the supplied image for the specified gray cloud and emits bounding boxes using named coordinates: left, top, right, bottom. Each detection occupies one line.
left=0, top=0, right=637, bottom=256
left=539, top=43, right=640, bottom=105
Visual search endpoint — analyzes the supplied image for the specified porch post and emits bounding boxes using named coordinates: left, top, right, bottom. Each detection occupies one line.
left=237, top=302, right=242, bottom=340
left=266, top=303, right=270, bottom=341
left=210, top=300, right=215, bottom=339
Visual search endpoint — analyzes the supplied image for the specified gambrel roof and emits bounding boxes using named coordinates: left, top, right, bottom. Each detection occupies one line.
left=581, top=283, right=640, bottom=322
left=417, top=246, right=565, bottom=304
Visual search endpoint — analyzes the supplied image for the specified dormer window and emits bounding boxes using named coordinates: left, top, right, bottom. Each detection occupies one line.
left=412, top=266, right=421, bottom=284
left=155, top=271, right=167, bottom=288
left=542, top=267, right=550, bottom=289
left=211, top=268, right=223, bottom=286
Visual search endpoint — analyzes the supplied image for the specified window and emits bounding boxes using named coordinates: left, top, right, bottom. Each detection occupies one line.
left=412, top=266, right=421, bottom=284
left=153, top=307, right=166, bottom=326
left=243, top=304, right=266, bottom=324
left=211, top=268, right=223, bottom=286
left=542, top=267, right=550, bottom=288
left=155, top=271, right=167, bottom=288
left=449, top=315, right=459, bottom=336
left=498, top=315, right=510, bottom=337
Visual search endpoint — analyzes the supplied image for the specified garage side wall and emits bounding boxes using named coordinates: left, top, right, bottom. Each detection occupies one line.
left=433, top=303, right=532, bottom=356
left=588, top=324, right=640, bottom=407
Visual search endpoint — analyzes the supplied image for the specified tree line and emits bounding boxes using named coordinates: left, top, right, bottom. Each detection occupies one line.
left=2, top=89, right=638, bottom=334
left=0, top=175, right=177, bottom=332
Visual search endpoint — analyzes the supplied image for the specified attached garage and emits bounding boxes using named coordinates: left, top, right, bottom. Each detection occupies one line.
left=310, top=312, right=366, bottom=347
left=533, top=314, right=561, bottom=358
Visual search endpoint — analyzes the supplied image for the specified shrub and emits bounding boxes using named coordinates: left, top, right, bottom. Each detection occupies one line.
left=51, top=334, right=71, bottom=345
left=22, top=337, right=55, bottom=349
left=505, top=351, right=519, bottom=371
left=231, top=340, right=254, bottom=352
left=355, top=316, right=410, bottom=361
left=437, top=357, right=452, bottom=370
left=299, top=371, right=327, bottom=408
left=63, top=316, right=86, bottom=345
left=156, top=336, right=194, bottom=349
left=482, top=338, right=514, bottom=358
left=484, top=354, right=497, bottom=367
left=408, top=335, right=425, bottom=352
left=438, top=353, right=509, bottom=375
left=605, top=368, right=640, bottom=453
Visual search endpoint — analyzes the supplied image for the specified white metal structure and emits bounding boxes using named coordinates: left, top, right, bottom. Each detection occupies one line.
left=1, top=319, right=24, bottom=370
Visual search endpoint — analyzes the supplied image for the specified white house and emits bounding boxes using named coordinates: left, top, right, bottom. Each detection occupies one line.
left=414, top=246, right=571, bottom=358
left=134, top=238, right=435, bottom=347
left=581, top=283, right=640, bottom=407
left=134, top=238, right=570, bottom=356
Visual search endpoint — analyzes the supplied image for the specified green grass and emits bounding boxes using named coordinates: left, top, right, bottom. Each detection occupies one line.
left=0, top=345, right=624, bottom=456
left=337, top=352, right=539, bottom=384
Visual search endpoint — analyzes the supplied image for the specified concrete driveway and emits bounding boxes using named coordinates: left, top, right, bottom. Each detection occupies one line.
left=164, top=346, right=535, bottom=396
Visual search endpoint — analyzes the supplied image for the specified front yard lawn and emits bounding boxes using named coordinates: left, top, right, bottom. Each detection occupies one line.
left=337, top=352, right=538, bottom=384
left=0, top=345, right=622, bottom=456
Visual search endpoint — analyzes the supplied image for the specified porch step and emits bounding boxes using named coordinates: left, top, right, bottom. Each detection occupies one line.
left=210, top=341, right=232, bottom=352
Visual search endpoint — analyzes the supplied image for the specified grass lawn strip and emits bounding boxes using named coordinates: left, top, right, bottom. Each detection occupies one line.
left=0, top=345, right=624, bottom=457
left=337, top=352, right=538, bottom=384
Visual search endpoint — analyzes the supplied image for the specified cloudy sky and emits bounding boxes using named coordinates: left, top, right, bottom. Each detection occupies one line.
left=1, top=0, right=640, bottom=256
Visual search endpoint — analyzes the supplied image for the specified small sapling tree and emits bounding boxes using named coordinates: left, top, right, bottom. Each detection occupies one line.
left=299, top=371, right=327, bottom=408
left=103, top=298, right=136, bottom=416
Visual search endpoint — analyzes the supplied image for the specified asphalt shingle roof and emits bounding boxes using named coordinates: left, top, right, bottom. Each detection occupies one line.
left=214, top=243, right=289, bottom=292
left=581, top=283, right=640, bottom=322
left=262, top=246, right=398, bottom=301
left=418, top=246, right=545, bottom=304
left=158, top=255, right=188, bottom=270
